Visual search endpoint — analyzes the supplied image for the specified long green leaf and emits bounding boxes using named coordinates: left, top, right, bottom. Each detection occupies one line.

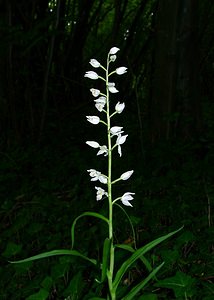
left=89, top=297, right=106, bottom=300
left=112, top=226, right=183, bottom=293
left=114, top=203, right=137, bottom=249
left=115, top=244, right=153, bottom=274
left=101, top=238, right=111, bottom=283
left=10, top=249, right=97, bottom=265
left=122, top=262, right=164, bottom=300
left=71, top=211, right=109, bottom=248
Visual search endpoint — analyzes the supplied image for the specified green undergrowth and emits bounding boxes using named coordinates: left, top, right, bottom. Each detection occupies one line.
left=1, top=137, right=214, bottom=299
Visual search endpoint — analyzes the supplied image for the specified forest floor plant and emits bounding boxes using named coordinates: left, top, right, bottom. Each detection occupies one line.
left=11, top=47, right=182, bottom=300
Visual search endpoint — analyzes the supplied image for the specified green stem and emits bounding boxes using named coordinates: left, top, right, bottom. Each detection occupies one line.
left=106, top=53, right=115, bottom=300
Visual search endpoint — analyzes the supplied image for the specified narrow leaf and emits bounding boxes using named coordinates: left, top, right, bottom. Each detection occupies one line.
left=123, top=262, right=164, bottom=300
left=71, top=211, right=109, bottom=248
left=10, top=249, right=97, bottom=265
left=101, top=238, right=111, bottom=282
left=115, top=244, right=153, bottom=273
left=114, top=203, right=137, bottom=249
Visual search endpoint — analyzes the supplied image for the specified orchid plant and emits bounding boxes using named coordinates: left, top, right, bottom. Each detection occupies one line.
left=11, top=47, right=182, bottom=300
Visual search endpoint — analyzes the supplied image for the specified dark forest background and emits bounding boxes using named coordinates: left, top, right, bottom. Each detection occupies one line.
left=1, top=0, right=214, bottom=299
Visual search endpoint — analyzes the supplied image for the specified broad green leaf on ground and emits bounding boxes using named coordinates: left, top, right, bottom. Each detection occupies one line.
left=26, top=288, right=49, bottom=300
left=2, top=241, right=22, bottom=258
left=155, top=271, right=197, bottom=297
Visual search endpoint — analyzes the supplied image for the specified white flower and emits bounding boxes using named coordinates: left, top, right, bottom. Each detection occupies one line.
left=108, top=82, right=119, bottom=93
left=90, top=88, right=100, bottom=97
left=95, top=104, right=103, bottom=112
left=87, top=169, right=107, bottom=184
left=95, top=103, right=105, bottom=112
left=116, top=67, right=127, bottom=75
left=95, top=187, right=108, bottom=201
left=109, top=47, right=120, bottom=55
left=94, top=96, right=106, bottom=112
left=89, top=59, right=100, bottom=68
left=110, top=55, right=116, bottom=62
left=116, top=134, right=128, bottom=157
left=87, top=169, right=101, bottom=181
left=97, top=145, right=108, bottom=156
left=121, top=192, right=135, bottom=207
left=86, top=116, right=100, bottom=124
left=84, top=71, right=99, bottom=80
left=110, top=126, right=124, bottom=136
left=86, top=141, right=108, bottom=156
left=94, top=96, right=106, bottom=104
left=120, top=170, right=134, bottom=180
left=115, top=102, right=125, bottom=114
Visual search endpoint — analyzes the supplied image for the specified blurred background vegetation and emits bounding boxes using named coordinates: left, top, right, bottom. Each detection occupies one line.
left=0, top=0, right=214, bottom=299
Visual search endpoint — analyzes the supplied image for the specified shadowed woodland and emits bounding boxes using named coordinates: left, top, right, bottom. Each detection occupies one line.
left=1, top=0, right=214, bottom=299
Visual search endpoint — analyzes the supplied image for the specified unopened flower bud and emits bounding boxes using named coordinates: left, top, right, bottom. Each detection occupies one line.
left=89, top=59, right=100, bottom=68
left=109, top=47, right=120, bottom=55
left=120, top=170, right=134, bottom=180
left=115, top=102, right=125, bottom=114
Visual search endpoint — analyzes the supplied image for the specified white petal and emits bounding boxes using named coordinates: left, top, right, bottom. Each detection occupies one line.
left=116, top=134, right=128, bottom=145
left=118, top=145, right=122, bottom=157
left=87, top=169, right=101, bottom=178
left=94, top=96, right=106, bottom=111
left=116, top=67, right=127, bottom=75
left=89, top=59, right=100, bottom=68
left=110, top=126, right=123, bottom=135
left=91, top=177, right=99, bottom=181
left=87, top=169, right=95, bottom=177
left=95, top=186, right=108, bottom=201
left=109, top=86, right=119, bottom=93
left=108, top=83, right=118, bottom=93
left=86, top=116, right=100, bottom=124
left=97, top=145, right=108, bottom=156
left=109, top=47, right=120, bottom=55
left=122, top=199, right=133, bottom=207
left=94, top=96, right=106, bottom=104
left=120, top=170, right=134, bottom=180
left=86, top=141, right=100, bottom=148
left=95, top=103, right=105, bottom=112
left=84, top=71, right=99, bottom=80
left=122, top=192, right=135, bottom=200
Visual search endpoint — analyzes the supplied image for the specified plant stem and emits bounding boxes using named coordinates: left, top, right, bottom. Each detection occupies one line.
left=106, top=54, right=115, bottom=300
